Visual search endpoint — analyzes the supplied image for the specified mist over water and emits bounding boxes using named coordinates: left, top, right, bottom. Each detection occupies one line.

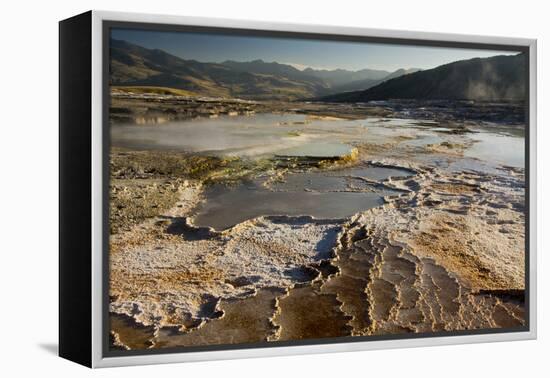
left=111, top=114, right=383, bottom=158
left=111, top=113, right=524, bottom=168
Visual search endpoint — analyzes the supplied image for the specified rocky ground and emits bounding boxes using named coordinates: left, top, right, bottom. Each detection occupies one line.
left=110, top=90, right=525, bottom=125
left=110, top=91, right=395, bottom=125
left=108, top=98, right=526, bottom=351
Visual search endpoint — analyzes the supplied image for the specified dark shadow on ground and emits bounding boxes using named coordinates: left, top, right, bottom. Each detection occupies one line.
left=162, top=216, right=216, bottom=241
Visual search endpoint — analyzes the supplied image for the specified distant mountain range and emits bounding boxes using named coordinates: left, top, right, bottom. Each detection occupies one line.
left=110, top=39, right=419, bottom=100
left=319, top=54, right=526, bottom=102
left=111, top=39, right=525, bottom=102
left=326, top=68, right=421, bottom=94
left=302, top=67, right=391, bottom=86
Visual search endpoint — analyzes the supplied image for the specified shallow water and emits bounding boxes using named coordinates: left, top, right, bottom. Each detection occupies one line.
left=112, top=114, right=386, bottom=157
left=192, top=185, right=383, bottom=230
left=112, top=113, right=525, bottom=169
left=114, top=113, right=525, bottom=228
left=271, top=166, right=412, bottom=192
left=276, top=142, right=355, bottom=158
left=192, top=166, right=410, bottom=230
left=465, top=127, right=525, bottom=167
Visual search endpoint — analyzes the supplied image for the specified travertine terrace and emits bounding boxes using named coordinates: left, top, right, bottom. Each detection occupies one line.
left=108, top=99, right=525, bottom=349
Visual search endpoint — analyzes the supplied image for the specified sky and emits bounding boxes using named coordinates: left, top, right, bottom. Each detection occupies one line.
left=111, top=28, right=518, bottom=72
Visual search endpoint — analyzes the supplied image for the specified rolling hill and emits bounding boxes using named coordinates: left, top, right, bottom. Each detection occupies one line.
left=319, top=54, right=526, bottom=102
left=110, top=39, right=417, bottom=100
left=110, top=39, right=328, bottom=99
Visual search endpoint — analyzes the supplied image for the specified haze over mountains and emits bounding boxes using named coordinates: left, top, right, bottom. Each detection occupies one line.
left=110, top=39, right=419, bottom=100
left=320, top=54, right=526, bottom=102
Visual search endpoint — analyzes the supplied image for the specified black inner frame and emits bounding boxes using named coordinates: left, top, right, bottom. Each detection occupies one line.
left=102, top=20, right=531, bottom=358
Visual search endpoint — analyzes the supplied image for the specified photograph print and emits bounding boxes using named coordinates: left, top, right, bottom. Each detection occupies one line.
left=107, top=25, right=528, bottom=352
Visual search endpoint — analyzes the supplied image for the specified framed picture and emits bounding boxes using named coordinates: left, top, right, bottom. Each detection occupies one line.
left=59, top=10, right=537, bottom=368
